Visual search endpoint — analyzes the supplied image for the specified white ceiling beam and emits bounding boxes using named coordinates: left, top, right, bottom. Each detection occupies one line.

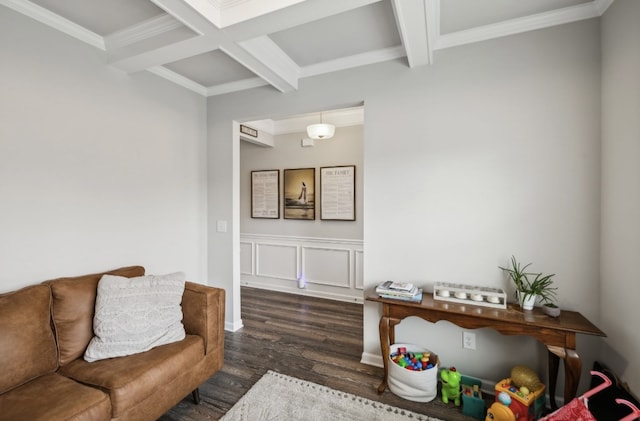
left=436, top=1, right=602, bottom=51
left=235, top=36, right=300, bottom=91
left=219, top=39, right=298, bottom=93
left=150, top=0, right=217, bottom=35
left=0, top=0, right=104, bottom=50
left=104, top=14, right=183, bottom=50
left=223, top=0, right=381, bottom=41
left=392, top=0, right=430, bottom=67
left=107, top=35, right=219, bottom=73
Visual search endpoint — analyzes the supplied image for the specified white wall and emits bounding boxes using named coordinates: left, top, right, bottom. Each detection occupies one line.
left=0, top=7, right=208, bottom=291
left=208, top=18, right=603, bottom=393
left=600, top=0, right=640, bottom=393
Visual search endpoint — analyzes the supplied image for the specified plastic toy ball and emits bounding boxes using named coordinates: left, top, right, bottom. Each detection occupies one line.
left=497, top=392, right=512, bottom=406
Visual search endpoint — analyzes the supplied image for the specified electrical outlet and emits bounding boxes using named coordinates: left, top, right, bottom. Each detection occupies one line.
left=463, top=331, right=476, bottom=350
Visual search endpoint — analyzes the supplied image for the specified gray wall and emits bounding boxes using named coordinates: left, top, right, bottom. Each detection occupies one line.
left=240, top=125, right=364, bottom=239
left=601, top=0, right=640, bottom=393
left=0, top=7, right=208, bottom=291
left=208, top=18, right=603, bottom=392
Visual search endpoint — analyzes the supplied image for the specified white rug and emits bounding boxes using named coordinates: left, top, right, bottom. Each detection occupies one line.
left=221, top=370, right=444, bottom=421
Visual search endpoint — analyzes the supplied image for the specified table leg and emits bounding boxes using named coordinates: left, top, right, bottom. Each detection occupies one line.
left=564, top=349, right=582, bottom=404
left=377, top=316, right=402, bottom=394
left=547, top=347, right=562, bottom=410
left=377, top=316, right=391, bottom=393
left=547, top=346, right=582, bottom=409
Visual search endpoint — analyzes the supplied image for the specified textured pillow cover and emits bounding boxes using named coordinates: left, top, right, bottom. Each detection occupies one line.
left=84, top=272, right=186, bottom=362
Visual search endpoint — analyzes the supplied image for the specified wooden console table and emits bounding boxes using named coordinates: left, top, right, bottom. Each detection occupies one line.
left=366, top=290, right=605, bottom=409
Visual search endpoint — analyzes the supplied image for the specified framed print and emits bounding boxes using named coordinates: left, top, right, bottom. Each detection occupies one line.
left=283, top=168, right=315, bottom=220
left=251, top=170, right=280, bottom=219
left=320, top=165, right=355, bottom=221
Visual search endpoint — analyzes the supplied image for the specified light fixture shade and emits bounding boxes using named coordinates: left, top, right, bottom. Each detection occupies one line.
left=306, top=123, right=335, bottom=139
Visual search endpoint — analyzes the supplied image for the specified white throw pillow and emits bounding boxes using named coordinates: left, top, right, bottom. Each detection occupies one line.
left=84, top=272, right=186, bottom=362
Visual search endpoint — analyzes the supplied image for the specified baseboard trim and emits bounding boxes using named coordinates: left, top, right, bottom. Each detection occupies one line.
left=242, top=281, right=364, bottom=304
left=225, top=319, right=244, bottom=332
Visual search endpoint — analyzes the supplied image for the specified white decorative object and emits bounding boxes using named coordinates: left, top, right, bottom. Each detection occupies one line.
left=388, top=343, right=439, bottom=402
left=84, top=272, right=186, bottom=362
left=306, top=112, right=335, bottom=139
left=519, top=293, right=537, bottom=311
left=433, top=282, right=507, bottom=309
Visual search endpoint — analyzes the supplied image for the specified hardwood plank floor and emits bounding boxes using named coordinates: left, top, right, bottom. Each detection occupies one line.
left=159, top=287, right=488, bottom=421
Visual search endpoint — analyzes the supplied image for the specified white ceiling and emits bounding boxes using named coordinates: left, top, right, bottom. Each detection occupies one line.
left=3, top=0, right=614, bottom=99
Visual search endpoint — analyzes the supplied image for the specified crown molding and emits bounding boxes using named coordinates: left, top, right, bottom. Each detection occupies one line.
left=0, top=0, right=104, bottom=50
left=436, top=1, right=601, bottom=51
left=104, top=14, right=183, bottom=50
left=147, top=66, right=208, bottom=96
left=593, top=0, right=615, bottom=15
left=206, top=77, right=269, bottom=96
left=301, top=46, right=405, bottom=78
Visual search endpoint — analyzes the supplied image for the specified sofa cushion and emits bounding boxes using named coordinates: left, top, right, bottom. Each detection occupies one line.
left=0, top=284, right=58, bottom=394
left=60, top=335, right=204, bottom=418
left=44, top=266, right=145, bottom=365
left=84, top=272, right=186, bottom=362
left=0, top=372, right=111, bottom=421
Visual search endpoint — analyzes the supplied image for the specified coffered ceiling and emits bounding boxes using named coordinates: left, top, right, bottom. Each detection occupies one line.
left=2, top=0, right=613, bottom=97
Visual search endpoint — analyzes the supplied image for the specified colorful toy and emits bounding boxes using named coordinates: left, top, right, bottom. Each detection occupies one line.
left=461, top=375, right=485, bottom=420
left=440, top=367, right=462, bottom=406
left=486, top=392, right=516, bottom=421
left=493, top=373, right=546, bottom=421
left=510, top=365, right=543, bottom=393
left=390, top=349, right=435, bottom=372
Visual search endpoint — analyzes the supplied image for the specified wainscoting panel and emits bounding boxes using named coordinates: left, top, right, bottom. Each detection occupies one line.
left=255, top=243, right=298, bottom=280
left=240, top=241, right=253, bottom=275
left=241, top=234, right=364, bottom=303
left=302, top=246, right=350, bottom=288
left=355, top=250, right=364, bottom=289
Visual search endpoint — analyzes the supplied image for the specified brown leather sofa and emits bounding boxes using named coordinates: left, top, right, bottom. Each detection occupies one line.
left=0, top=266, right=225, bottom=421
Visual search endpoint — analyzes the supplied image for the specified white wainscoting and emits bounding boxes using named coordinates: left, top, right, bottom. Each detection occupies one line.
left=240, top=234, right=364, bottom=303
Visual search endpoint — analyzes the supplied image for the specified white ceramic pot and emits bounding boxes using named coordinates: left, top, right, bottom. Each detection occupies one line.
left=519, top=292, right=537, bottom=310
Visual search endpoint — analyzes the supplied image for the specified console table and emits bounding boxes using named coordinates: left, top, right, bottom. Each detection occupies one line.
left=366, top=290, right=605, bottom=409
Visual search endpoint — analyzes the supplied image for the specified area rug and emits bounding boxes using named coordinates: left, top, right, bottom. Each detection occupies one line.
left=221, top=370, right=443, bottom=421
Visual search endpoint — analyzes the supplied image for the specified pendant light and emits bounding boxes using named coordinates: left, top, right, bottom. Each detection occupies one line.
left=306, top=112, right=335, bottom=140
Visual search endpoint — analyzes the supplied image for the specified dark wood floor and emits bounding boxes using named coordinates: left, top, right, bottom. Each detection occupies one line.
left=159, top=287, right=487, bottom=421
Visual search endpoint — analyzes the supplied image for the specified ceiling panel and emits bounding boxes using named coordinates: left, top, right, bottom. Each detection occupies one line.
left=268, top=0, right=401, bottom=67
left=30, top=0, right=165, bottom=36
left=165, top=49, right=258, bottom=86
left=440, top=0, right=592, bottom=34
left=9, top=0, right=608, bottom=96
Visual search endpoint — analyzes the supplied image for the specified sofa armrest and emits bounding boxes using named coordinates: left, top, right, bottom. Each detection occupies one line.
left=181, top=282, right=225, bottom=356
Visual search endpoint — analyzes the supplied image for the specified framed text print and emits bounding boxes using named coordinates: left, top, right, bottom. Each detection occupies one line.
left=320, top=165, right=355, bottom=221
left=251, top=170, right=280, bottom=219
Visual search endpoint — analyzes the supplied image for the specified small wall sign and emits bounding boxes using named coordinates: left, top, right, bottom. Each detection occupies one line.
left=240, top=124, right=258, bottom=138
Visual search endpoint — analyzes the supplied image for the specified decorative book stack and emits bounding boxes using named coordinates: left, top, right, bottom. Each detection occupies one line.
left=375, top=281, right=423, bottom=303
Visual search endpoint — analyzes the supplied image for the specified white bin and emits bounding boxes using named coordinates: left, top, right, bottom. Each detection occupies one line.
left=388, top=343, right=439, bottom=402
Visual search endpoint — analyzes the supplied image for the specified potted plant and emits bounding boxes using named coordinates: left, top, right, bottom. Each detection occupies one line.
left=542, top=302, right=561, bottom=318
left=522, top=272, right=557, bottom=310
left=499, top=256, right=557, bottom=311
